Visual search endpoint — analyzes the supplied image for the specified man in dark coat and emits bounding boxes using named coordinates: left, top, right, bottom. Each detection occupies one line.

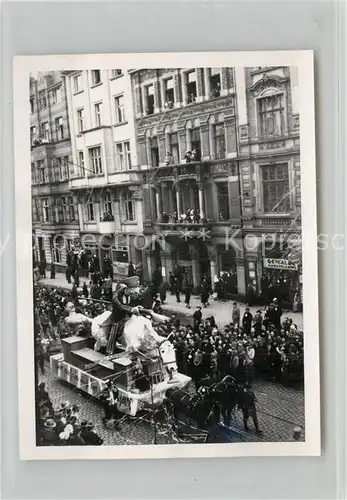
left=99, top=382, right=121, bottom=429
left=40, top=253, right=46, bottom=278
left=159, top=281, right=167, bottom=304
left=242, top=307, right=253, bottom=335
left=50, top=263, right=56, bottom=280
left=184, top=282, right=193, bottom=309
left=79, top=421, right=104, bottom=445
left=128, top=261, right=136, bottom=277
left=82, top=282, right=89, bottom=298
left=103, top=255, right=113, bottom=279
left=193, top=306, right=202, bottom=330
left=71, top=283, right=78, bottom=302
left=106, top=276, right=146, bottom=355
left=245, top=284, right=255, bottom=307
left=169, top=272, right=175, bottom=295
left=173, top=276, right=181, bottom=303
left=239, top=383, right=262, bottom=433
left=272, top=298, right=282, bottom=330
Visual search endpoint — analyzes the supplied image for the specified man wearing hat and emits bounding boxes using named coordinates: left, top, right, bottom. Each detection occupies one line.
left=42, top=418, right=60, bottom=446
left=242, top=307, right=253, bottom=335
left=79, top=420, right=104, bottom=445
left=106, top=276, right=147, bottom=355
left=272, top=298, right=282, bottom=331
left=99, top=380, right=122, bottom=429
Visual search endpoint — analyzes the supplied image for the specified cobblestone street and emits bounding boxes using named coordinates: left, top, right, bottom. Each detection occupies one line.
left=42, top=366, right=304, bottom=445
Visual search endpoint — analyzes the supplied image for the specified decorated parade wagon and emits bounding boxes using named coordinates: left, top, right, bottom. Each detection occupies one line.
left=50, top=276, right=191, bottom=417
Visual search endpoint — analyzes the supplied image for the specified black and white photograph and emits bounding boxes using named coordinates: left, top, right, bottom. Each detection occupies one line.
left=14, top=52, right=320, bottom=459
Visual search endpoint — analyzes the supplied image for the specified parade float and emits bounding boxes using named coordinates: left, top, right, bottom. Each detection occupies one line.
left=50, top=278, right=191, bottom=417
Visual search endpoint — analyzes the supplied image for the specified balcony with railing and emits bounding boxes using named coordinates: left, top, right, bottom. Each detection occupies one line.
left=152, top=158, right=237, bottom=183
left=99, top=211, right=117, bottom=234
left=155, top=220, right=213, bottom=238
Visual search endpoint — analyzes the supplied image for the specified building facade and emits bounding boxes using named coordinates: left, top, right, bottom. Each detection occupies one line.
left=130, top=68, right=243, bottom=290
left=130, top=66, right=301, bottom=299
left=235, top=66, right=301, bottom=301
left=63, top=69, right=145, bottom=277
left=30, top=72, right=79, bottom=271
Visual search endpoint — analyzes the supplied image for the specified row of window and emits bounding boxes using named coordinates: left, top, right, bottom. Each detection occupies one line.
left=85, top=194, right=135, bottom=222
left=156, top=164, right=290, bottom=218
left=149, top=123, right=226, bottom=167
left=148, top=93, right=286, bottom=166
left=30, top=116, right=65, bottom=145
left=216, top=165, right=290, bottom=217
left=32, top=163, right=290, bottom=229
left=30, top=86, right=62, bottom=114
left=43, top=239, right=130, bottom=266
left=76, top=94, right=125, bottom=133
left=32, top=196, right=76, bottom=223
left=32, top=193, right=136, bottom=224
left=217, top=165, right=290, bottom=217
left=140, top=68, right=226, bottom=116
left=31, top=142, right=132, bottom=185
left=73, top=69, right=123, bottom=94
left=76, top=142, right=132, bottom=177
left=31, top=157, right=70, bottom=184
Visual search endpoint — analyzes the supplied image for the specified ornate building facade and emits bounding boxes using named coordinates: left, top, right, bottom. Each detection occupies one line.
left=130, top=66, right=301, bottom=298
left=30, top=72, right=79, bottom=271
left=63, top=69, right=146, bottom=277
left=235, top=66, right=301, bottom=299
left=130, top=68, right=243, bottom=291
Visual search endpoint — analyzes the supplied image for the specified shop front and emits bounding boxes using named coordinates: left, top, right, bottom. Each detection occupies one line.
left=261, top=257, right=302, bottom=308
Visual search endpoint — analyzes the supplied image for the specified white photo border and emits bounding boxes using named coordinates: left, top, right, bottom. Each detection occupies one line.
left=13, top=50, right=320, bottom=460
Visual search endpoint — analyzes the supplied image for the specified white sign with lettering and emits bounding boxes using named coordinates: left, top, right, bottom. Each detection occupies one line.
left=263, top=258, right=298, bottom=271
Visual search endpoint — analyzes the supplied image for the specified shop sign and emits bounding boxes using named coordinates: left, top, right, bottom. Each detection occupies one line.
left=263, top=258, right=298, bottom=271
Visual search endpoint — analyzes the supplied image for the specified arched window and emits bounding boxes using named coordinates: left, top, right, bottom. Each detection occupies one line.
left=257, top=91, right=285, bottom=139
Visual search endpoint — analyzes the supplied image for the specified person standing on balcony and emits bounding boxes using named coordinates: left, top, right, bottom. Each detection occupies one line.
left=184, top=150, right=192, bottom=163
left=164, top=152, right=173, bottom=166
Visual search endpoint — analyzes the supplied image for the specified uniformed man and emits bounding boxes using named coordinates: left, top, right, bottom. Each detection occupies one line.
left=239, top=383, right=262, bottom=434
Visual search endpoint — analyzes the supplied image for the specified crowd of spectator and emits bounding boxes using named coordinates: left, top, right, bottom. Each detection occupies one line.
left=36, top=282, right=304, bottom=393
left=36, top=382, right=104, bottom=446
left=155, top=300, right=304, bottom=388
left=160, top=208, right=209, bottom=225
